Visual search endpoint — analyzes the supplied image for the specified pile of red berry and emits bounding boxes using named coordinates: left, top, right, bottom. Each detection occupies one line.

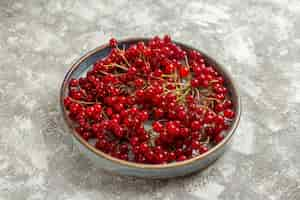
left=64, top=35, right=235, bottom=164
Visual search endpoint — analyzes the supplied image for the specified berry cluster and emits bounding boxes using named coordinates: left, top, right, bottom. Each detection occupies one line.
left=64, top=35, right=235, bottom=164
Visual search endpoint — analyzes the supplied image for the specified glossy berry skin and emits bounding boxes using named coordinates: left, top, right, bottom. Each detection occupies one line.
left=179, top=67, right=189, bottom=77
left=69, top=79, right=79, bottom=87
left=109, top=38, right=117, bottom=47
left=191, top=120, right=202, bottom=131
left=191, top=79, right=200, bottom=88
left=134, top=78, right=144, bottom=88
left=153, top=121, right=164, bottom=132
left=224, top=109, right=235, bottom=119
left=64, top=35, right=235, bottom=164
left=177, top=155, right=187, bottom=162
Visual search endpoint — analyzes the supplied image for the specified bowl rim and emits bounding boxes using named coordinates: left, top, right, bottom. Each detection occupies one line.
left=60, top=37, right=241, bottom=169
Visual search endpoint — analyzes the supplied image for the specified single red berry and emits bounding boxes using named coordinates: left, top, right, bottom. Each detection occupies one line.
left=135, top=89, right=145, bottom=99
left=85, top=106, right=95, bottom=117
left=95, top=139, right=108, bottom=150
left=178, top=110, right=187, bottom=120
left=64, top=97, right=72, bottom=108
left=199, top=145, right=208, bottom=153
left=224, top=109, right=235, bottom=119
left=153, top=69, right=163, bottom=77
left=130, top=136, right=139, bottom=146
left=138, top=110, right=149, bottom=121
left=193, top=65, right=202, bottom=76
left=145, top=150, right=155, bottom=161
left=132, top=145, right=140, bottom=155
left=204, top=113, right=214, bottom=124
left=180, top=128, right=189, bottom=137
left=202, top=80, right=209, bottom=87
left=106, top=107, right=113, bottom=116
left=93, top=103, right=102, bottom=113
left=168, top=151, right=176, bottom=161
left=72, top=91, right=83, bottom=100
left=165, top=63, right=175, bottom=74
left=191, top=78, right=200, bottom=87
left=69, top=78, right=79, bottom=87
left=214, top=115, right=225, bottom=126
left=114, top=103, right=124, bottom=112
left=223, top=100, right=233, bottom=109
left=191, top=140, right=200, bottom=149
left=177, top=155, right=187, bottom=162
left=156, top=153, right=165, bottom=163
left=166, top=122, right=177, bottom=135
left=152, top=121, right=164, bottom=133
left=179, top=67, right=189, bottom=77
left=216, top=93, right=225, bottom=100
left=215, top=103, right=224, bottom=113
left=214, top=133, right=224, bottom=143
left=140, top=142, right=149, bottom=153
left=154, top=108, right=164, bottom=119
left=163, top=34, right=171, bottom=43
left=191, top=120, right=202, bottom=131
left=109, top=38, right=117, bottom=47
left=81, top=132, right=91, bottom=140
left=134, top=78, right=144, bottom=88
left=128, top=66, right=137, bottom=76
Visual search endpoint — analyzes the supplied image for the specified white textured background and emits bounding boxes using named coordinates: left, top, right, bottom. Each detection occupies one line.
left=0, top=0, right=300, bottom=199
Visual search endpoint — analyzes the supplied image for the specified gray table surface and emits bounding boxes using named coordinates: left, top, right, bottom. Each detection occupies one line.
left=1, top=0, right=300, bottom=199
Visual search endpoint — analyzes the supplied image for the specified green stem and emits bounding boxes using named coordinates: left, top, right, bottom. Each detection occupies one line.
left=98, top=70, right=109, bottom=75
left=184, top=55, right=190, bottom=69
left=69, top=97, right=96, bottom=105
left=102, top=110, right=109, bottom=120
left=105, top=63, right=128, bottom=71
left=177, top=87, right=191, bottom=102
left=116, top=49, right=131, bottom=67
left=161, top=74, right=175, bottom=78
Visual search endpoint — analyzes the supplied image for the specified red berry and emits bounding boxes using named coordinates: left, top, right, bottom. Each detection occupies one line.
left=223, top=100, right=233, bottom=109
left=153, top=121, right=164, bottom=132
left=94, top=103, right=102, bottom=113
left=109, top=38, right=117, bottom=47
left=69, top=78, right=79, bottom=87
left=224, top=109, right=235, bottom=119
left=191, top=120, right=202, bottom=131
left=163, top=34, right=171, bottom=43
left=138, top=110, right=149, bottom=121
left=191, top=140, right=200, bottom=149
left=156, top=153, right=165, bottom=163
left=214, top=115, right=225, bottom=125
left=193, top=66, right=202, bottom=76
left=214, top=133, right=224, bottom=143
left=154, top=108, right=164, bottom=119
left=64, top=97, right=72, bottom=108
left=106, top=107, right=113, bottom=116
left=178, top=110, right=187, bottom=120
left=114, top=103, right=124, bottom=112
left=140, top=142, right=149, bottom=153
left=130, top=137, right=139, bottom=146
left=81, top=132, right=91, bottom=140
left=215, top=103, right=224, bottom=112
left=165, top=63, right=175, bottom=74
left=199, top=145, right=208, bottom=153
left=145, top=150, right=155, bottom=161
left=177, top=155, right=187, bottom=162
left=134, top=78, right=144, bottom=88
left=191, top=78, right=200, bottom=87
left=179, top=67, right=189, bottom=77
